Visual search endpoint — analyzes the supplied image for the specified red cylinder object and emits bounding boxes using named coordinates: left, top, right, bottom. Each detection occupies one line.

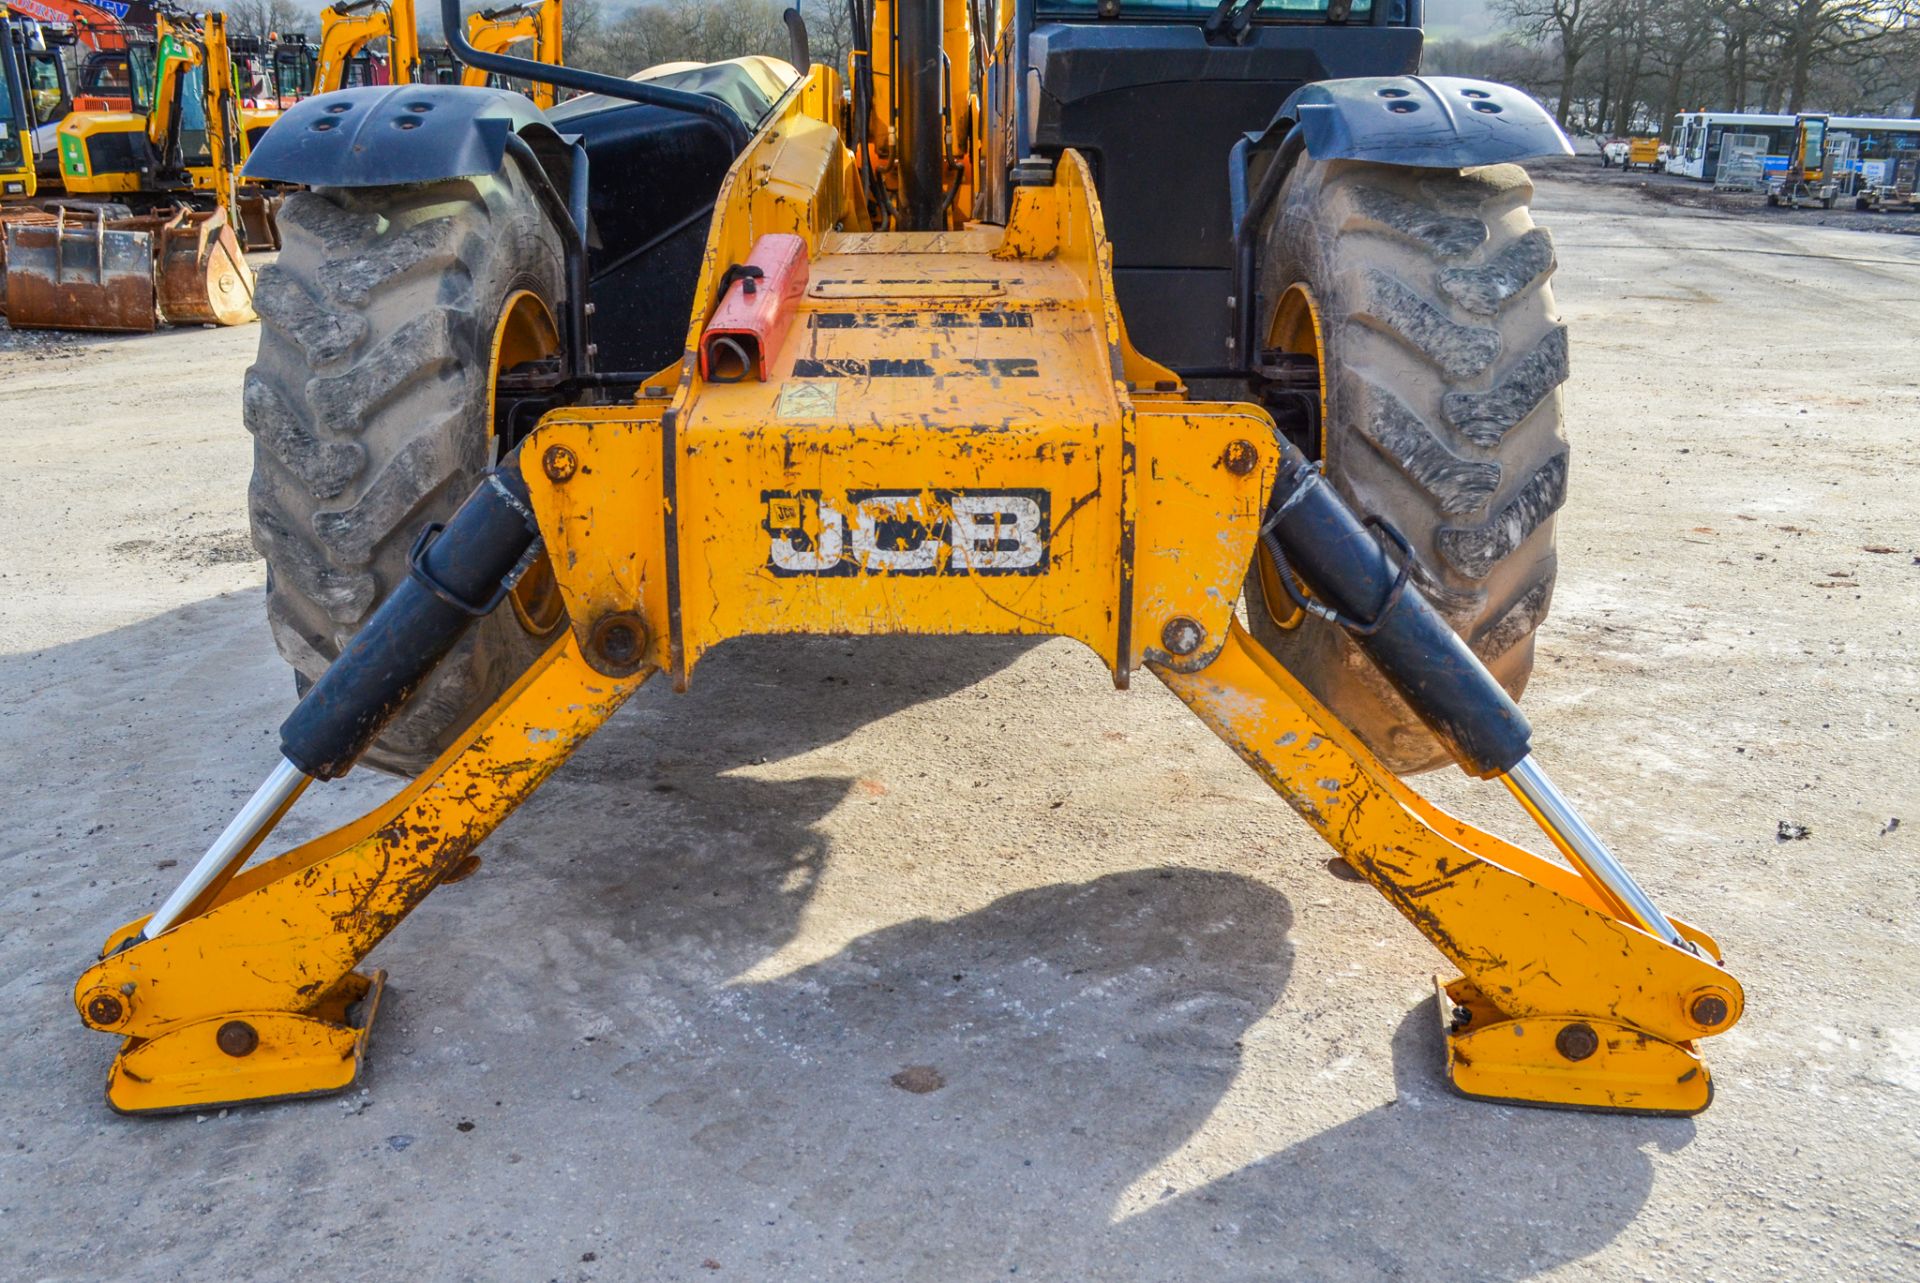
left=698, top=233, right=810, bottom=383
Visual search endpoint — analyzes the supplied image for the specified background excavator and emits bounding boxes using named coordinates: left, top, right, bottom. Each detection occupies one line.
left=5, top=6, right=254, bottom=329
left=0, top=7, right=39, bottom=198
left=73, top=0, right=1744, bottom=1124
left=459, top=0, right=559, bottom=108
left=314, top=0, right=419, bottom=91
left=315, top=0, right=557, bottom=98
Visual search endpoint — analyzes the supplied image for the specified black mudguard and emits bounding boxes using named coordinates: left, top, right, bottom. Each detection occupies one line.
left=1265, top=74, right=1572, bottom=169
left=243, top=85, right=568, bottom=188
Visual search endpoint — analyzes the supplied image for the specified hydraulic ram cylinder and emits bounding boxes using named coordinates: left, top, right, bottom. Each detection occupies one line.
left=278, top=456, right=543, bottom=780
left=1261, top=448, right=1533, bottom=778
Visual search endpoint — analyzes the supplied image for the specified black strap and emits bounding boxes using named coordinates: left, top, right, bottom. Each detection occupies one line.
left=720, top=263, right=764, bottom=297
left=1260, top=513, right=1414, bottom=638
left=407, top=523, right=517, bottom=618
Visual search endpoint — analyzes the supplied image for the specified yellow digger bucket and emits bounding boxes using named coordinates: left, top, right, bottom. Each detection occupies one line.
left=155, top=209, right=258, bottom=327
left=0, top=207, right=57, bottom=318
left=3, top=206, right=255, bottom=333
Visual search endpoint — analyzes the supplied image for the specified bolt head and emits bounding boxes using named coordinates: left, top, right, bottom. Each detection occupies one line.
left=1555, top=1022, right=1600, bottom=1063
left=600, top=623, right=639, bottom=664
left=1160, top=616, right=1206, bottom=657
left=1221, top=439, right=1259, bottom=476
left=1689, top=992, right=1730, bottom=1029
left=85, top=993, right=124, bottom=1026
left=542, top=444, right=578, bottom=484
left=587, top=613, right=649, bottom=675
left=216, top=1020, right=259, bottom=1058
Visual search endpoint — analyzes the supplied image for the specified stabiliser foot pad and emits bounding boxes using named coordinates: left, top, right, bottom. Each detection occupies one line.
left=104, top=970, right=387, bottom=1115
left=1434, top=976, right=1713, bottom=1117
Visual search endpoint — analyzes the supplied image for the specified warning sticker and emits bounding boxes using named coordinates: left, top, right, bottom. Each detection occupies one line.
left=775, top=380, right=838, bottom=419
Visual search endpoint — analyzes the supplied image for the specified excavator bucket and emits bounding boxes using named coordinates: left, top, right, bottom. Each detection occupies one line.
left=3, top=208, right=159, bottom=332
left=3, top=207, right=255, bottom=332
left=235, top=192, right=281, bottom=252
left=0, top=207, right=57, bottom=317
left=155, top=209, right=257, bottom=326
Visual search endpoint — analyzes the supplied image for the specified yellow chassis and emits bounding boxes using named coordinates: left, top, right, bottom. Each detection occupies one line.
left=75, top=68, right=1743, bottom=1116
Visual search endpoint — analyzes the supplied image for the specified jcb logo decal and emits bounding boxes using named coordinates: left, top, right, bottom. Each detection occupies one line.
left=763, top=489, right=1050, bottom=577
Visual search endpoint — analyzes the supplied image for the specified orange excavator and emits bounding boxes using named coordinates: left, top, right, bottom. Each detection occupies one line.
left=13, top=0, right=153, bottom=110
left=458, top=0, right=560, bottom=109
left=5, top=6, right=255, bottom=330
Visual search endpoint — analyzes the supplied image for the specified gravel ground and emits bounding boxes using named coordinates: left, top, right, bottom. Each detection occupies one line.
left=0, top=170, right=1916, bottom=1282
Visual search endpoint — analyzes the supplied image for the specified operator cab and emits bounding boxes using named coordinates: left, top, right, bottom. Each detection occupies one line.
left=1019, top=0, right=1423, bottom=370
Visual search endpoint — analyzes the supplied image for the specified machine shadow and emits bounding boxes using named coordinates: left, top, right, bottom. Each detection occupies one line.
left=401, top=633, right=1668, bottom=1278
left=0, top=592, right=1039, bottom=1106
left=4, top=594, right=1669, bottom=1278
left=431, top=627, right=1051, bottom=983
left=1110, top=1002, right=1687, bottom=1280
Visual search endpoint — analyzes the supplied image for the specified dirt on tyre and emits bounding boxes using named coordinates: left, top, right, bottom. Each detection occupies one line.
left=1247, top=155, right=1570, bottom=775
left=245, top=169, right=566, bottom=777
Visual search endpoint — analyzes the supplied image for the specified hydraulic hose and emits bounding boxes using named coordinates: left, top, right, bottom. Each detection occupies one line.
left=1258, top=444, right=1685, bottom=944
left=897, top=0, right=947, bottom=230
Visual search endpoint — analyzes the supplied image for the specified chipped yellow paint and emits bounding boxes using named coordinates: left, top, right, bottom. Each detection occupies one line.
left=75, top=634, right=646, bottom=1112
left=1156, top=625, right=1741, bottom=1115
left=526, top=144, right=1273, bottom=688
left=79, top=54, right=1741, bottom=1118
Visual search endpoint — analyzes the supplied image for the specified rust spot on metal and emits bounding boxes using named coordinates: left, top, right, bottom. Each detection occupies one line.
left=5, top=206, right=254, bottom=332
left=1689, top=990, right=1730, bottom=1029
left=587, top=612, right=650, bottom=676
left=216, top=1020, right=259, bottom=1058
left=441, top=854, right=483, bottom=884
left=1555, top=1023, right=1599, bottom=1062
left=1160, top=616, right=1205, bottom=657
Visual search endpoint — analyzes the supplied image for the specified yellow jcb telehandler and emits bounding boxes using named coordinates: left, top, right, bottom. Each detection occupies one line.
left=74, top=0, right=1744, bottom=1120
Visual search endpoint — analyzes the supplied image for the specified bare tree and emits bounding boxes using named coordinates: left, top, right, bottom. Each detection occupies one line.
left=225, top=0, right=316, bottom=39
left=1493, top=0, right=1621, bottom=125
left=1760, top=0, right=1920, bottom=111
left=800, top=0, right=856, bottom=73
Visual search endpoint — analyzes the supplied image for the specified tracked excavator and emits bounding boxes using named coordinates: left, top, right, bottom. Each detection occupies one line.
left=0, top=8, right=43, bottom=199
left=73, top=0, right=1744, bottom=1119
left=313, top=0, right=419, bottom=92
left=459, top=0, right=560, bottom=108
left=5, top=6, right=254, bottom=328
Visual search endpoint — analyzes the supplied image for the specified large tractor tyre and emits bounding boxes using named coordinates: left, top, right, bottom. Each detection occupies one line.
left=1246, top=156, right=1569, bottom=775
left=246, top=170, right=568, bottom=777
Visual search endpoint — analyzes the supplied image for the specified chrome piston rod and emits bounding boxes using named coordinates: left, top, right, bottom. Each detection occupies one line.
left=1501, top=754, right=1686, bottom=948
left=135, top=757, right=310, bottom=943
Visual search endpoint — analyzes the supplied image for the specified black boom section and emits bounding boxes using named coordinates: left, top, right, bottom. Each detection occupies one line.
left=1260, top=445, right=1533, bottom=778
left=1026, top=21, right=1421, bottom=370
left=279, top=459, right=543, bottom=780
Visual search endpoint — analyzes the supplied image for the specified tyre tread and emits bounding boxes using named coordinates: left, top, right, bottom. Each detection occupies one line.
left=245, top=176, right=563, bottom=776
left=1248, top=157, right=1570, bottom=773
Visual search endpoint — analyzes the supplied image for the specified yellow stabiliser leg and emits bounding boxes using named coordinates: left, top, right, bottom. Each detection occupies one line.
left=1156, top=623, right=1744, bottom=1116
left=73, top=634, right=647, bottom=1113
